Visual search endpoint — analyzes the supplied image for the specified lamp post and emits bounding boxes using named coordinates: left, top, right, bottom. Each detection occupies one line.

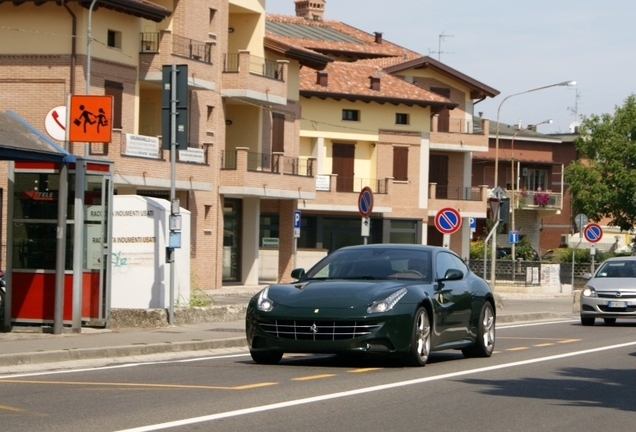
left=510, top=119, right=552, bottom=264
left=490, top=80, right=575, bottom=288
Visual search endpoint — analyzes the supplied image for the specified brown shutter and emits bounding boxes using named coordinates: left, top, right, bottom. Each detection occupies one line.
left=430, top=87, right=451, bottom=132
left=105, top=80, right=123, bottom=129
left=430, top=154, right=449, bottom=199
left=272, top=113, right=285, bottom=153
left=393, top=146, right=409, bottom=181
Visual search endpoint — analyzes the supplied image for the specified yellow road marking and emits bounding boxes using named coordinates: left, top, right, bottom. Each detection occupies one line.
left=498, top=337, right=570, bottom=341
left=0, top=404, right=28, bottom=413
left=0, top=380, right=277, bottom=390
left=0, top=404, right=48, bottom=417
left=558, top=339, right=581, bottom=344
left=348, top=368, right=383, bottom=373
left=533, top=343, right=555, bottom=347
left=292, top=374, right=335, bottom=381
left=506, top=347, right=529, bottom=351
left=492, top=350, right=502, bottom=354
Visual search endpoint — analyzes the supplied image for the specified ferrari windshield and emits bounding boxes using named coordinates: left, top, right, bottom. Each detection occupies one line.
left=303, top=247, right=432, bottom=283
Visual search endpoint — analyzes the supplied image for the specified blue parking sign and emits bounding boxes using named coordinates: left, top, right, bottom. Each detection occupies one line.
left=509, top=230, right=519, bottom=244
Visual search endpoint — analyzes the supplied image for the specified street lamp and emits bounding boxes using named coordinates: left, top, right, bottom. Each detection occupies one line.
left=493, top=81, right=576, bottom=188
left=510, top=119, right=552, bottom=264
left=489, top=80, right=575, bottom=288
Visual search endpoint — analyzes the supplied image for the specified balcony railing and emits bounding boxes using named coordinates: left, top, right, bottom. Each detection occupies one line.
left=172, top=34, right=212, bottom=63
left=514, top=190, right=562, bottom=209
left=140, top=32, right=160, bottom=53
left=221, top=150, right=313, bottom=176
left=223, top=53, right=284, bottom=81
left=139, top=32, right=212, bottom=64
left=334, top=177, right=387, bottom=194
left=434, top=185, right=483, bottom=201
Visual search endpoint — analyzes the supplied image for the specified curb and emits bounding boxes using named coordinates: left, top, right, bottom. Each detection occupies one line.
left=0, top=337, right=246, bottom=368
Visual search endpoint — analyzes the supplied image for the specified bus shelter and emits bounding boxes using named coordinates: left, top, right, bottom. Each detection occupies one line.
left=0, top=111, right=113, bottom=333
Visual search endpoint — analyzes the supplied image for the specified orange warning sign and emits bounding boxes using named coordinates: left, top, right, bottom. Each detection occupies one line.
left=68, top=95, right=113, bottom=143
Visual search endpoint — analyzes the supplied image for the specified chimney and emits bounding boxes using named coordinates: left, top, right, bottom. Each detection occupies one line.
left=374, top=32, right=383, bottom=44
left=369, top=75, right=381, bottom=91
left=317, top=71, right=328, bottom=87
left=295, top=0, right=325, bottom=21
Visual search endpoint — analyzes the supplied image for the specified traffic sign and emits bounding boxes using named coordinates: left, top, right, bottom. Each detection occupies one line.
left=469, top=217, right=476, bottom=229
left=293, top=210, right=301, bottom=238
left=509, top=230, right=519, bottom=244
left=435, top=207, right=461, bottom=234
left=358, top=186, right=374, bottom=217
left=44, top=105, right=67, bottom=141
left=68, top=95, right=113, bottom=143
left=583, top=223, right=603, bottom=243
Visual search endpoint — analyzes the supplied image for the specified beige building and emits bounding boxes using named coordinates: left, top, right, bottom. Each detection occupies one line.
left=265, top=5, right=499, bottom=261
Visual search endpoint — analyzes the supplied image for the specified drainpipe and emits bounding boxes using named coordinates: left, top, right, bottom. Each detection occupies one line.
left=63, top=2, right=77, bottom=95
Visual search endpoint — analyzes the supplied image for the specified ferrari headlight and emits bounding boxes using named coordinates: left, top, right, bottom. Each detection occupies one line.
left=367, top=287, right=408, bottom=314
left=582, top=287, right=597, bottom=297
left=257, top=287, right=275, bottom=312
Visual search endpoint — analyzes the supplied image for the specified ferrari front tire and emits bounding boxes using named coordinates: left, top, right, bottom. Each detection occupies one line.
left=462, top=302, right=495, bottom=358
left=250, top=350, right=283, bottom=365
left=406, top=307, right=431, bottom=367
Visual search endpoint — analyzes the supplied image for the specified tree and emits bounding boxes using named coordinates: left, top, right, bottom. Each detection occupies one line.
left=565, top=95, right=636, bottom=231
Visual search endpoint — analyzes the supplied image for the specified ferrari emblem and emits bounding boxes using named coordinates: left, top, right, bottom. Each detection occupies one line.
left=314, top=309, right=319, bottom=313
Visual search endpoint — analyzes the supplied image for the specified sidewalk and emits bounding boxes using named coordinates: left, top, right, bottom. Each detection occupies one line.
left=0, top=287, right=578, bottom=371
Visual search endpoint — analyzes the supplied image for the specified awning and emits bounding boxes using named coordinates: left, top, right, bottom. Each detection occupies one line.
left=0, top=111, right=76, bottom=163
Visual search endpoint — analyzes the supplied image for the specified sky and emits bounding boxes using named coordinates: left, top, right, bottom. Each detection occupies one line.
left=266, top=0, right=636, bottom=134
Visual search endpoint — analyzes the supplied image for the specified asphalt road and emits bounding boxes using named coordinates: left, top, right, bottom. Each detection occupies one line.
left=1, top=319, right=636, bottom=432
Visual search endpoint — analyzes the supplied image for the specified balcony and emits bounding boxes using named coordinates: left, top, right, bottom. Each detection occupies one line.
left=219, top=148, right=316, bottom=200
left=429, top=118, right=490, bottom=152
left=221, top=51, right=288, bottom=106
left=429, top=184, right=489, bottom=214
left=138, top=31, right=216, bottom=85
left=512, top=189, right=562, bottom=217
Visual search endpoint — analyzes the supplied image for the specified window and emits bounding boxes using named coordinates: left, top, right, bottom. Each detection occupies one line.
left=107, top=30, right=122, bottom=49
left=259, top=214, right=279, bottom=248
left=342, top=109, right=359, bottom=121
left=393, top=146, right=409, bottom=181
left=395, top=113, right=409, bottom=125
left=104, top=80, right=123, bottom=129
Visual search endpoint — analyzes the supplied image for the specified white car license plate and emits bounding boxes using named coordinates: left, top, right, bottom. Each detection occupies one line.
left=608, top=301, right=628, bottom=308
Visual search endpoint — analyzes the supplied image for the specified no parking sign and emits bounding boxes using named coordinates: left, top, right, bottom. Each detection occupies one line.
left=434, top=207, right=461, bottom=234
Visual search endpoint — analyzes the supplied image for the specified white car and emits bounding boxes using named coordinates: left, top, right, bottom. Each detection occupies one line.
left=580, top=256, right=636, bottom=326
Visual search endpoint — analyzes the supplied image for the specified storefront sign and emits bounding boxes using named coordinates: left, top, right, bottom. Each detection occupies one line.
left=315, top=175, right=330, bottom=191
left=178, top=147, right=205, bottom=164
left=125, top=133, right=160, bottom=159
left=262, top=237, right=279, bottom=248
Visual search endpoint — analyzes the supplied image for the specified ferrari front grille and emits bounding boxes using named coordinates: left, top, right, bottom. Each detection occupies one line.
left=259, top=320, right=383, bottom=341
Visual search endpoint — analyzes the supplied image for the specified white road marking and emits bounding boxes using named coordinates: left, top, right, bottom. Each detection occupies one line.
left=116, top=340, right=636, bottom=432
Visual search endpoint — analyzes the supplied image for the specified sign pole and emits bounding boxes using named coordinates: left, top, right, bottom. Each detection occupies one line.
left=168, top=64, right=177, bottom=326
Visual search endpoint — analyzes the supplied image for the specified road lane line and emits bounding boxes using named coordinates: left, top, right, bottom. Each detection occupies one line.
left=348, top=368, right=383, bottom=373
left=292, top=374, right=335, bottom=381
left=533, top=343, right=555, bottom=347
left=115, top=340, right=636, bottom=432
left=558, top=339, right=581, bottom=344
left=497, top=319, right=578, bottom=329
left=0, top=379, right=277, bottom=390
left=505, top=347, right=529, bottom=351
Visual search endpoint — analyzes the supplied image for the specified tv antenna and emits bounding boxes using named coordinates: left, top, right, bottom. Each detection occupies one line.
left=429, top=32, right=454, bottom=62
left=568, top=89, right=581, bottom=121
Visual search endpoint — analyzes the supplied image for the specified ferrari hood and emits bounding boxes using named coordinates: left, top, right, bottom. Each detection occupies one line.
left=265, top=280, right=412, bottom=309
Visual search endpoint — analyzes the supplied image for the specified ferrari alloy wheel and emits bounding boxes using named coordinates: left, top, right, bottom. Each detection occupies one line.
left=407, top=307, right=431, bottom=366
left=462, top=302, right=495, bottom=358
left=250, top=350, right=283, bottom=365
left=580, top=316, right=595, bottom=326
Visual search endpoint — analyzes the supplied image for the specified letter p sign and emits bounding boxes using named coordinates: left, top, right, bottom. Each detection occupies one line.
left=294, top=210, right=301, bottom=238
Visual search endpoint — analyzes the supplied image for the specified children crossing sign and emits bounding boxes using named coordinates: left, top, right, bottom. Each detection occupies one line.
left=68, top=95, right=113, bottom=143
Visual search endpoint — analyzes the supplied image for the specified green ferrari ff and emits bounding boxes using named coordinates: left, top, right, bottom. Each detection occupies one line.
left=246, top=244, right=496, bottom=366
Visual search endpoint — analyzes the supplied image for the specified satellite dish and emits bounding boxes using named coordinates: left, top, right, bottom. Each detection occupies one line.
left=569, top=121, right=580, bottom=133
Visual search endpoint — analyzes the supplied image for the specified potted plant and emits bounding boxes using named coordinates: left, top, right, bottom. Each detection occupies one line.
left=533, top=189, right=550, bottom=206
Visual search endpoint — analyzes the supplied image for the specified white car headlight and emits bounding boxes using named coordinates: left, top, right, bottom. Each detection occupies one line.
left=582, top=287, right=597, bottom=297
left=367, top=287, right=408, bottom=314
left=257, top=287, right=275, bottom=312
